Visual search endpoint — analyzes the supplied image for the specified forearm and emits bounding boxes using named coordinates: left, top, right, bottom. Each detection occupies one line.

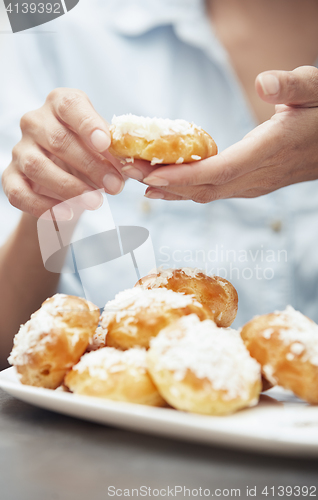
left=0, top=212, right=60, bottom=368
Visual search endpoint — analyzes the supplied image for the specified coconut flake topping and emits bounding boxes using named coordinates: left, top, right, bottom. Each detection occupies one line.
left=7, top=293, right=68, bottom=366
left=150, top=157, right=163, bottom=166
left=73, top=347, right=148, bottom=379
left=87, top=326, right=107, bottom=352
left=138, top=267, right=203, bottom=289
left=42, top=293, right=68, bottom=312
left=176, top=157, right=184, bottom=164
left=269, top=305, right=318, bottom=366
left=101, top=287, right=202, bottom=326
left=138, top=268, right=174, bottom=288
left=150, top=314, right=260, bottom=400
left=110, top=114, right=200, bottom=142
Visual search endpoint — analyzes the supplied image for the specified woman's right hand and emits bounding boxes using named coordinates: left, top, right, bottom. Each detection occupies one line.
left=1, top=88, right=125, bottom=220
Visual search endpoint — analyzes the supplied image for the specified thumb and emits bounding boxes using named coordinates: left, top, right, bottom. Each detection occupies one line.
left=255, top=65, right=318, bottom=107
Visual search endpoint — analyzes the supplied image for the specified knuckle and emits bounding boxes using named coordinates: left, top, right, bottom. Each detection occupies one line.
left=22, top=154, right=45, bottom=178
left=48, top=128, right=71, bottom=154
left=77, top=114, right=95, bottom=135
left=193, top=195, right=208, bottom=204
left=11, top=144, right=21, bottom=162
left=286, top=73, right=300, bottom=101
left=6, top=185, right=21, bottom=209
left=47, top=88, right=61, bottom=102
left=81, top=153, right=99, bottom=175
left=192, top=187, right=215, bottom=204
left=20, top=111, right=35, bottom=132
left=56, top=175, right=74, bottom=196
left=47, top=87, right=82, bottom=104
left=56, top=91, right=83, bottom=118
left=1, top=168, right=8, bottom=193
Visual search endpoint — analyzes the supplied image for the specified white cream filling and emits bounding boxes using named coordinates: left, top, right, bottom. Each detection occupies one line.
left=110, top=114, right=200, bottom=142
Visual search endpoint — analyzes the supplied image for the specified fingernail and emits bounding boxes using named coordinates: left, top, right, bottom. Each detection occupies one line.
left=81, top=190, right=104, bottom=210
left=121, top=166, right=144, bottom=181
left=143, top=176, right=169, bottom=187
left=258, top=74, right=280, bottom=96
left=103, top=173, right=125, bottom=195
left=53, top=203, right=74, bottom=221
left=91, top=130, right=111, bottom=152
left=145, top=190, right=165, bottom=200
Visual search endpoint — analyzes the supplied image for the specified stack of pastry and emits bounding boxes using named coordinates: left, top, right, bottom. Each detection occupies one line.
left=9, top=267, right=318, bottom=415
left=64, top=272, right=261, bottom=415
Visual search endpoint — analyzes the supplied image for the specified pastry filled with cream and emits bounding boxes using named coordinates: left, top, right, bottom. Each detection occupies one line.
left=109, top=114, right=217, bottom=165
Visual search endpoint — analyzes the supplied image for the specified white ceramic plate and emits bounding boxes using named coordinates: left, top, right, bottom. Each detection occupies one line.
left=1, top=366, right=318, bottom=458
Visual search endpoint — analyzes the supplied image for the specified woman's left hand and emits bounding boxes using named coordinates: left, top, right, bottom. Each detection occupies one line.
left=122, top=65, right=318, bottom=202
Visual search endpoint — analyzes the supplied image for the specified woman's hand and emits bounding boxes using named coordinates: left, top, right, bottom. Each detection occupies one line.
left=2, top=88, right=125, bottom=219
left=123, top=66, right=318, bottom=203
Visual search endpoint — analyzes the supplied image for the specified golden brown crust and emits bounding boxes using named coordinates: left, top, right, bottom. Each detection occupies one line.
left=147, top=316, right=261, bottom=415
left=136, top=269, right=238, bottom=327
left=65, top=347, right=166, bottom=407
left=147, top=359, right=261, bottom=416
left=10, top=295, right=100, bottom=389
left=105, top=301, right=212, bottom=351
left=109, top=129, right=217, bottom=164
left=240, top=312, right=318, bottom=404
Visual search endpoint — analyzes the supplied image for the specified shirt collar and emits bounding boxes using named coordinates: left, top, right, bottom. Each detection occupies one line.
left=101, top=0, right=230, bottom=66
left=102, top=0, right=206, bottom=36
left=99, top=0, right=250, bottom=125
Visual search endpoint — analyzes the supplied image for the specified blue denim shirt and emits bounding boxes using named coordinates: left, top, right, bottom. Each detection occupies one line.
left=0, top=0, right=318, bottom=326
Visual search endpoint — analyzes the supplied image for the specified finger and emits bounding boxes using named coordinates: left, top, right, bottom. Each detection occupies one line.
left=144, top=187, right=185, bottom=201
left=120, top=159, right=156, bottom=181
left=17, top=142, right=103, bottom=210
left=256, top=66, right=318, bottom=107
left=47, top=88, right=111, bottom=153
left=2, top=164, right=73, bottom=220
left=143, top=159, right=286, bottom=203
left=140, top=119, right=280, bottom=188
left=23, top=113, right=124, bottom=195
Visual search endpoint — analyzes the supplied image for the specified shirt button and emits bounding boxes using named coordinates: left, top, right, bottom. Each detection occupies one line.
left=140, top=200, right=152, bottom=214
left=270, top=220, right=283, bottom=233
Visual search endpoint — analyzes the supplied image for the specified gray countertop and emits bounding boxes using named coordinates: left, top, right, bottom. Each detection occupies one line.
left=1, top=389, right=317, bottom=500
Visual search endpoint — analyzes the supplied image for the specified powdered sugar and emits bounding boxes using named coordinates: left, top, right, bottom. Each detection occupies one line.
left=101, top=287, right=202, bottom=326
left=191, top=155, right=201, bottom=160
left=73, top=347, right=148, bottom=380
left=149, top=314, right=260, bottom=400
left=176, top=157, right=184, bottom=164
left=110, top=114, right=200, bottom=142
